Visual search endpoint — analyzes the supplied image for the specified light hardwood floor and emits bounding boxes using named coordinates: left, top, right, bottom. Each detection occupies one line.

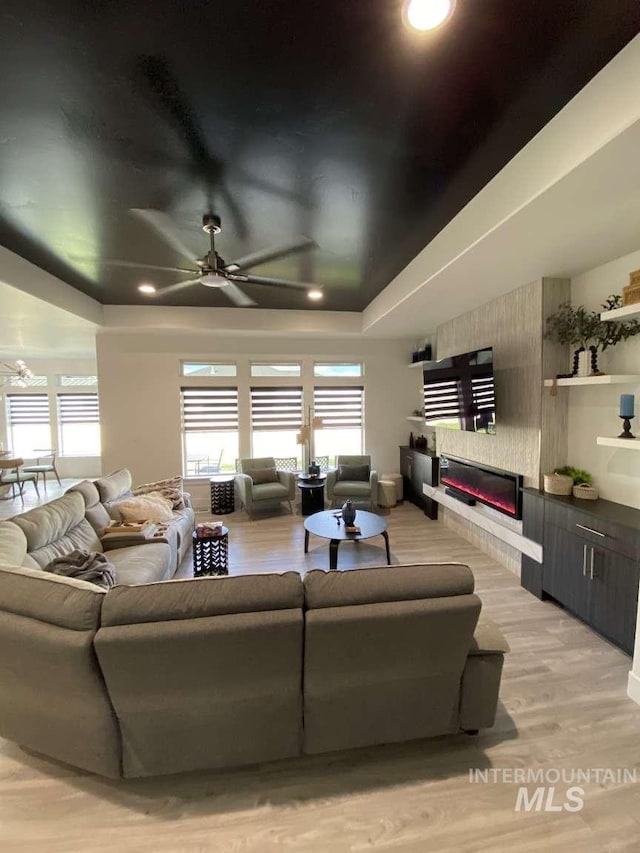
left=2, top=492, right=640, bottom=852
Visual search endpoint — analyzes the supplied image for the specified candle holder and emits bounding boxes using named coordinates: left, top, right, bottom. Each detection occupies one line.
left=618, top=415, right=635, bottom=439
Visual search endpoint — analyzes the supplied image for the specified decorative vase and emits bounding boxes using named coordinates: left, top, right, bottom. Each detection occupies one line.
left=341, top=500, right=356, bottom=526
left=574, top=348, right=589, bottom=377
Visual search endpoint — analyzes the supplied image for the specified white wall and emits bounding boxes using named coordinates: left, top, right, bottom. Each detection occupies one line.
left=96, top=331, right=414, bottom=508
left=569, top=250, right=640, bottom=510
left=0, top=357, right=102, bottom=480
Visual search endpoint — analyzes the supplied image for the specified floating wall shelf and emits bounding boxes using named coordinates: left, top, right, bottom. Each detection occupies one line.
left=544, top=375, right=640, bottom=387
left=596, top=436, right=640, bottom=450
left=407, top=360, right=437, bottom=369
left=600, top=303, right=640, bottom=323
left=407, top=416, right=426, bottom=423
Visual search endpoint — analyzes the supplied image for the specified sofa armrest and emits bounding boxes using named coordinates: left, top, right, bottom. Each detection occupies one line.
left=278, top=470, right=296, bottom=499
left=459, top=616, right=508, bottom=731
left=182, top=491, right=193, bottom=509
left=325, top=469, right=337, bottom=500
left=369, top=469, right=378, bottom=506
left=468, top=615, right=510, bottom=655
left=235, top=473, right=253, bottom=511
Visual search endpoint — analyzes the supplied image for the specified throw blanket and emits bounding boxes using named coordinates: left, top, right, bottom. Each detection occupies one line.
left=45, top=550, right=116, bottom=589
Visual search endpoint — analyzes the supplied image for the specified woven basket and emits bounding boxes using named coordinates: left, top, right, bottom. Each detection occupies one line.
left=573, top=483, right=599, bottom=500
left=543, top=473, right=573, bottom=495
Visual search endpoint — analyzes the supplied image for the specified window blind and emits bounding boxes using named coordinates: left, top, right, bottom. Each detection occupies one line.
left=7, top=394, right=50, bottom=425
left=57, top=393, right=100, bottom=423
left=181, top=387, right=238, bottom=432
left=313, top=386, right=364, bottom=428
left=251, top=386, right=303, bottom=431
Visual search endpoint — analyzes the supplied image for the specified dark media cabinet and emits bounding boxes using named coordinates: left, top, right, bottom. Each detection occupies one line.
left=521, top=489, right=640, bottom=655
left=399, top=446, right=439, bottom=520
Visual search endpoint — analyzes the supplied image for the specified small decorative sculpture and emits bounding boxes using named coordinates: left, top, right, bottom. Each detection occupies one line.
left=341, top=499, right=356, bottom=526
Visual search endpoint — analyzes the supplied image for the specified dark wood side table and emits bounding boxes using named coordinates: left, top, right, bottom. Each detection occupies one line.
left=297, top=475, right=326, bottom=516
left=193, top=527, right=229, bottom=576
left=210, top=475, right=235, bottom=514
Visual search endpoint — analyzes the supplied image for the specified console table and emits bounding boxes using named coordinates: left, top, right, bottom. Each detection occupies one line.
left=399, top=446, right=439, bottom=519
left=521, top=489, right=640, bottom=655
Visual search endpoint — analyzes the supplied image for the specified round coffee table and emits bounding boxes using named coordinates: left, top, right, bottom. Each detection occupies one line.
left=303, top=509, right=390, bottom=571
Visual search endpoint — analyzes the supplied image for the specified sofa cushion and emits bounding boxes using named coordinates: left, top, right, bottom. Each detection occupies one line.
left=101, top=571, right=304, bottom=626
left=96, top=468, right=133, bottom=504
left=114, top=494, right=174, bottom=522
left=0, top=520, right=28, bottom=567
left=338, top=464, right=370, bottom=482
left=132, top=476, right=186, bottom=510
left=0, top=564, right=106, bottom=630
left=106, top=542, right=173, bottom=586
left=250, top=467, right=279, bottom=485
left=252, top=482, right=290, bottom=501
left=332, top=481, right=372, bottom=497
left=304, top=563, right=475, bottom=609
left=68, top=480, right=113, bottom=533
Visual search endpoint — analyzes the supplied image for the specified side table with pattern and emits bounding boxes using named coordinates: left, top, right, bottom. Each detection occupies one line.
left=192, top=527, right=229, bottom=576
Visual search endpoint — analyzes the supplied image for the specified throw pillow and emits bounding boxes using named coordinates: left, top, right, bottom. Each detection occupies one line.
left=250, top=467, right=279, bottom=485
left=116, top=493, right=174, bottom=522
left=133, top=476, right=185, bottom=510
left=338, top=464, right=370, bottom=482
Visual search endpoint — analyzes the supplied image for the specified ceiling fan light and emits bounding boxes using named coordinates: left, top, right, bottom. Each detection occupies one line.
left=201, top=272, right=229, bottom=288
left=138, top=283, right=156, bottom=294
left=405, top=0, right=456, bottom=31
left=308, top=288, right=323, bottom=301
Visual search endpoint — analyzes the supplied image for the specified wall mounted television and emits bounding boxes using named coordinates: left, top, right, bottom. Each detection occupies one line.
left=422, top=347, right=496, bottom=433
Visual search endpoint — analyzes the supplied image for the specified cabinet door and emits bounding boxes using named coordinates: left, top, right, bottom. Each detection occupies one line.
left=589, top=547, right=640, bottom=655
left=543, top=523, right=591, bottom=621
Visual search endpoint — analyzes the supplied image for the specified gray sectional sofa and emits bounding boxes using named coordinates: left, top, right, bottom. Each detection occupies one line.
left=0, top=548, right=509, bottom=778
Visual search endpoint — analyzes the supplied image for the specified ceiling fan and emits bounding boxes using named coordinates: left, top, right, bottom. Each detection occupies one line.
left=71, top=209, right=322, bottom=307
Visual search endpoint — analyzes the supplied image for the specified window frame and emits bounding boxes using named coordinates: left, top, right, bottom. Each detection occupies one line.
left=57, top=392, right=101, bottom=457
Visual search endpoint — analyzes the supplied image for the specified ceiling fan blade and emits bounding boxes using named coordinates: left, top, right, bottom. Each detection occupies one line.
left=130, top=209, right=200, bottom=261
left=153, top=278, right=202, bottom=296
left=224, top=237, right=316, bottom=272
left=222, top=282, right=257, bottom=307
left=69, top=256, right=196, bottom=274
left=228, top=273, right=317, bottom=292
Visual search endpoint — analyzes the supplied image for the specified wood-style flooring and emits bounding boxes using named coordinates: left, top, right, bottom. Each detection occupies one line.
left=1, top=489, right=640, bottom=851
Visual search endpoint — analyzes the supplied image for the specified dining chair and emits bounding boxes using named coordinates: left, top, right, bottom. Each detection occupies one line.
left=0, top=458, right=40, bottom=500
left=22, top=449, right=61, bottom=489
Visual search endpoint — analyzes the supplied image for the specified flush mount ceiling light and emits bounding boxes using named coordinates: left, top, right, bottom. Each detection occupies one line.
left=404, top=0, right=456, bottom=31
left=0, top=359, right=33, bottom=388
left=308, top=288, right=323, bottom=301
left=138, top=283, right=156, bottom=294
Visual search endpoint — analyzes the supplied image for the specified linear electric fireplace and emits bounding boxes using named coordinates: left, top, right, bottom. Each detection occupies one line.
left=440, top=456, right=523, bottom=520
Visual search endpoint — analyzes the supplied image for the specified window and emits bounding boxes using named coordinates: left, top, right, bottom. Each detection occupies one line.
left=250, top=363, right=301, bottom=377
left=312, top=386, right=364, bottom=466
left=7, top=394, right=51, bottom=457
left=181, top=386, right=239, bottom=476
left=251, top=386, right=303, bottom=465
left=313, top=363, right=362, bottom=378
left=58, top=375, right=98, bottom=386
left=57, top=393, right=101, bottom=456
left=181, top=362, right=237, bottom=377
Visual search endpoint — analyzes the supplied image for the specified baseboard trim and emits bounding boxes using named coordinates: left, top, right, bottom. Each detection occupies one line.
left=627, top=670, right=640, bottom=705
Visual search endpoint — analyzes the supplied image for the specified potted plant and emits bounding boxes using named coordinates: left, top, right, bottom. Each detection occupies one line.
left=545, top=295, right=640, bottom=376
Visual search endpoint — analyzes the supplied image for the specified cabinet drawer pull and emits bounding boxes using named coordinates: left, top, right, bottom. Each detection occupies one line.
left=589, top=547, right=595, bottom=580
left=582, top=544, right=587, bottom=577
left=576, top=523, right=606, bottom=538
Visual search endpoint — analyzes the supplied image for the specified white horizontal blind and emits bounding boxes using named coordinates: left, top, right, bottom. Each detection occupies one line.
left=57, top=393, right=99, bottom=424
left=251, top=386, right=303, bottom=431
left=471, top=375, right=495, bottom=413
left=181, top=387, right=239, bottom=432
left=423, top=379, right=461, bottom=421
left=7, top=394, right=49, bottom=425
left=313, top=386, right=364, bottom=428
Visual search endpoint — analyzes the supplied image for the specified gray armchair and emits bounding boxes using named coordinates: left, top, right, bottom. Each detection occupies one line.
left=236, top=457, right=296, bottom=517
left=326, top=454, right=377, bottom=509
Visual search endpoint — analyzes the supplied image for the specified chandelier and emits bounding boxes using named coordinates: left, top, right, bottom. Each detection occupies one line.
left=0, top=360, right=34, bottom=388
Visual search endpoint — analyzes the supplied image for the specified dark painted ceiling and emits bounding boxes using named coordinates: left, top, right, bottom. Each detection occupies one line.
left=1, top=1, right=639, bottom=312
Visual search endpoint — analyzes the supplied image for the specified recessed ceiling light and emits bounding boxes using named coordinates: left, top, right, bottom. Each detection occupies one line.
left=405, top=0, right=456, bottom=31
left=308, top=288, right=323, bottom=301
left=138, top=283, right=156, bottom=295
